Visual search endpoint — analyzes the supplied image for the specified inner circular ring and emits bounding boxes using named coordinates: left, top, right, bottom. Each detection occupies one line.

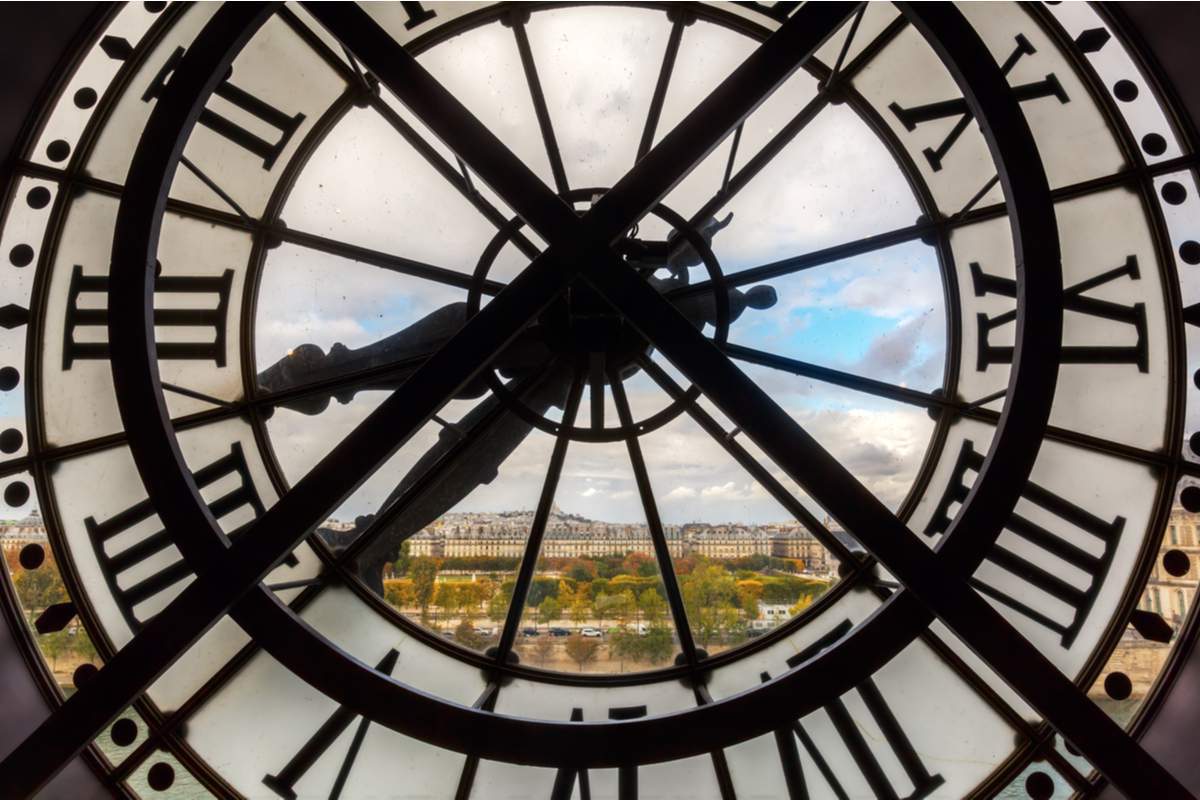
left=465, top=188, right=731, bottom=443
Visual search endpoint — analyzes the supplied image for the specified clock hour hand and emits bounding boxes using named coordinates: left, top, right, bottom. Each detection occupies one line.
left=619, top=211, right=734, bottom=283
left=328, top=362, right=575, bottom=593
left=626, top=210, right=777, bottom=330
left=258, top=301, right=556, bottom=415
left=670, top=282, right=778, bottom=329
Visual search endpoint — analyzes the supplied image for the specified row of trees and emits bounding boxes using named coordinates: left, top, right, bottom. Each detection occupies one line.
left=384, top=555, right=829, bottom=649
left=388, top=551, right=810, bottom=582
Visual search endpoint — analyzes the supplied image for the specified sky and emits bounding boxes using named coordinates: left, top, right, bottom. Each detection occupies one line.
left=254, top=9, right=947, bottom=528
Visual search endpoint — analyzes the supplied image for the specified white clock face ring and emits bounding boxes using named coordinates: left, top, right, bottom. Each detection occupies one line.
left=1, top=2, right=1197, bottom=798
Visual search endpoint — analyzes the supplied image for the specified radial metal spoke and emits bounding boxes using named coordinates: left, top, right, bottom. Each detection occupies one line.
left=636, top=355, right=859, bottom=565
left=509, top=9, right=570, bottom=196
left=669, top=216, right=931, bottom=302
left=723, top=341, right=945, bottom=410
left=282, top=223, right=506, bottom=295
left=495, top=369, right=585, bottom=660
left=685, top=13, right=909, bottom=233
left=589, top=352, right=606, bottom=430
left=160, top=382, right=236, bottom=408
left=824, top=3, right=867, bottom=88
left=636, top=10, right=690, bottom=164
left=453, top=683, right=501, bottom=800
left=610, top=370, right=697, bottom=664
left=726, top=341, right=1172, bottom=469
left=179, top=155, right=254, bottom=224
left=368, top=88, right=545, bottom=261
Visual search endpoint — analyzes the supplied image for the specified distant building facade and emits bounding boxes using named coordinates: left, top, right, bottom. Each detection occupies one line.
left=1138, top=507, right=1199, bottom=626
left=1, top=510, right=48, bottom=555
left=400, top=507, right=835, bottom=572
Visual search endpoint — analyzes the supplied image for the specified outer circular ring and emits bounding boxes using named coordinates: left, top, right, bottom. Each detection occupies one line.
left=107, top=2, right=1062, bottom=768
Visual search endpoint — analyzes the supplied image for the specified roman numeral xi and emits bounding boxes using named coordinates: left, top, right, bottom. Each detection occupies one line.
left=889, top=34, right=1069, bottom=171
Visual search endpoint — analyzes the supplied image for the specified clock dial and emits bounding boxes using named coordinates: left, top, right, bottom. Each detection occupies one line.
left=1, top=2, right=1198, bottom=798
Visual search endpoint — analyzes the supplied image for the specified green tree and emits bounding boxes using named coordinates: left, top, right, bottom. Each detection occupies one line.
left=410, top=557, right=440, bottom=621
left=681, top=564, right=739, bottom=646
left=735, top=580, right=763, bottom=621
left=613, top=589, right=637, bottom=626
left=454, top=619, right=484, bottom=650
left=589, top=577, right=610, bottom=600
left=458, top=582, right=491, bottom=620
left=565, top=559, right=596, bottom=582
left=73, top=628, right=97, bottom=663
left=527, top=577, right=559, bottom=607
left=40, top=630, right=70, bottom=670
left=488, top=593, right=510, bottom=623
left=14, top=564, right=66, bottom=614
left=641, top=624, right=673, bottom=665
left=595, top=591, right=633, bottom=627
left=638, top=588, right=666, bottom=625
left=539, top=596, right=562, bottom=628
left=609, top=626, right=640, bottom=668
left=384, top=579, right=416, bottom=610
left=622, top=552, right=657, bottom=578
left=564, top=634, right=601, bottom=671
left=392, top=540, right=412, bottom=577
left=534, top=635, right=555, bottom=665
left=569, top=583, right=591, bottom=625
left=435, top=583, right=462, bottom=627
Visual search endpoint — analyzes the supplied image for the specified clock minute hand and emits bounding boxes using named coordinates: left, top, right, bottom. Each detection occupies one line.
left=257, top=301, right=481, bottom=415
left=333, top=363, right=576, bottom=593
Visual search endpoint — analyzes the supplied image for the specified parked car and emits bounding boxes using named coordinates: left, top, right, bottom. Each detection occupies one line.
left=580, top=627, right=602, bottom=638
left=521, top=627, right=540, bottom=637
left=474, top=626, right=495, bottom=637
left=607, top=624, right=650, bottom=636
left=441, top=631, right=454, bottom=639
left=548, top=627, right=570, bottom=637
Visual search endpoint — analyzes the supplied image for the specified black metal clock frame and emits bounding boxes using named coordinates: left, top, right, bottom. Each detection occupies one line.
left=1, top=2, right=1198, bottom=798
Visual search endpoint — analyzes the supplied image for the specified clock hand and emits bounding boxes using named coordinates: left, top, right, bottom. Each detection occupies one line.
left=619, top=211, right=735, bottom=286
left=257, top=301, right=470, bottom=414
left=331, top=362, right=575, bottom=594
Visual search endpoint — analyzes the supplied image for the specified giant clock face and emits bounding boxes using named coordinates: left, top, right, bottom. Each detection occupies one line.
left=1, top=2, right=1199, bottom=798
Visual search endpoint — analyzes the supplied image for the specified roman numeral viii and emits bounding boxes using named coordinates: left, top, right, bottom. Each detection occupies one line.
left=925, top=440, right=1123, bottom=648
left=765, top=620, right=945, bottom=800
left=62, top=265, right=234, bottom=370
